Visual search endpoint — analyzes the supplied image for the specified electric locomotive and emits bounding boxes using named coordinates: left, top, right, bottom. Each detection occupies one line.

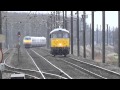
left=23, top=36, right=32, bottom=48
left=49, top=28, right=70, bottom=57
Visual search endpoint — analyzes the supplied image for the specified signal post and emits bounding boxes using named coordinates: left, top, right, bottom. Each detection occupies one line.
left=17, top=32, right=21, bottom=62
left=0, top=11, right=3, bottom=79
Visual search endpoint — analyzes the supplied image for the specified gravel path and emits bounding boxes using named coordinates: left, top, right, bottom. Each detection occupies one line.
left=2, top=73, right=13, bottom=79
left=5, top=48, right=38, bottom=71
left=2, top=48, right=39, bottom=79
left=3, top=48, right=37, bottom=73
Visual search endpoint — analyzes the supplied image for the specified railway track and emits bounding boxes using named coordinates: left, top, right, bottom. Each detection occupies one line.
left=26, top=49, right=72, bottom=79
left=2, top=49, right=12, bottom=63
left=63, top=57, right=120, bottom=79
left=38, top=47, right=120, bottom=79
left=2, top=48, right=70, bottom=79
left=2, top=48, right=41, bottom=79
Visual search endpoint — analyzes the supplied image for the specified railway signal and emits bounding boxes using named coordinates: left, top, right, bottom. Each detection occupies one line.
left=17, top=31, right=21, bottom=37
left=17, top=31, right=21, bottom=62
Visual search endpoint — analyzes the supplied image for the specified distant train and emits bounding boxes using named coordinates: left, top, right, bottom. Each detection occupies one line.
left=23, top=36, right=46, bottom=48
left=49, top=28, right=70, bottom=57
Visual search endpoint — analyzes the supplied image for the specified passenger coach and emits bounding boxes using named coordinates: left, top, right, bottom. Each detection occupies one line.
left=23, top=36, right=46, bottom=48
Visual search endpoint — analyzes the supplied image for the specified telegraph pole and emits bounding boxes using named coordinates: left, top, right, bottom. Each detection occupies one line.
left=0, top=11, right=2, bottom=79
left=55, top=11, right=58, bottom=28
left=65, top=11, right=67, bottom=29
left=113, top=27, right=114, bottom=46
left=91, top=11, right=94, bottom=60
left=102, top=11, right=105, bottom=63
left=47, top=20, right=49, bottom=49
left=50, top=13, right=52, bottom=30
left=83, top=11, right=86, bottom=58
left=77, top=11, right=80, bottom=56
left=0, top=11, right=2, bottom=50
left=118, top=11, right=120, bottom=67
left=47, top=21, right=49, bottom=49
left=53, top=11, right=55, bottom=28
left=47, top=17, right=50, bottom=49
left=71, top=11, right=73, bottom=54
left=90, top=24, right=91, bottom=47
left=63, top=11, right=65, bottom=28
left=56, top=11, right=59, bottom=28
left=108, top=26, right=110, bottom=45
left=100, top=25, right=102, bottom=45
left=107, top=24, right=109, bottom=46
left=58, top=11, right=60, bottom=27
left=96, top=24, right=98, bottom=45
left=5, top=15, right=8, bottom=49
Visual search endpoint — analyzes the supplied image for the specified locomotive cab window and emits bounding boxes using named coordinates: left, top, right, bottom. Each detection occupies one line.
left=51, top=31, right=69, bottom=38
left=25, top=37, right=31, bottom=40
left=52, top=34, right=58, bottom=38
left=63, top=33, right=69, bottom=38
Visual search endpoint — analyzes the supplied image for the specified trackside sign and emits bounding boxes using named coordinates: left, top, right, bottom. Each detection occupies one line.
left=0, top=49, right=3, bottom=63
left=0, top=34, right=5, bottom=43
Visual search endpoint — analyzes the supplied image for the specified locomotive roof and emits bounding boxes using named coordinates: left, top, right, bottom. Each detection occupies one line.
left=24, top=36, right=31, bottom=39
left=50, top=28, right=69, bottom=34
left=24, top=36, right=45, bottom=38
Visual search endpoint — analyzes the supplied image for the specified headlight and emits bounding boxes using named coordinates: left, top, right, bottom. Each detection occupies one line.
left=58, top=43, right=62, bottom=46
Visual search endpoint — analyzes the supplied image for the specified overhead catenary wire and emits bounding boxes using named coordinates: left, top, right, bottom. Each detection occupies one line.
left=25, top=11, right=46, bottom=36
left=29, top=11, right=52, bottom=48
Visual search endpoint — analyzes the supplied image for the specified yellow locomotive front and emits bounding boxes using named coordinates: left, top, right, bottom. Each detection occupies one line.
left=23, top=36, right=32, bottom=48
left=50, top=29, right=70, bottom=57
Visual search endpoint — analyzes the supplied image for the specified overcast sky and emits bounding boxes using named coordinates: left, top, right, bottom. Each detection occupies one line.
left=8, top=11, right=118, bottom=30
